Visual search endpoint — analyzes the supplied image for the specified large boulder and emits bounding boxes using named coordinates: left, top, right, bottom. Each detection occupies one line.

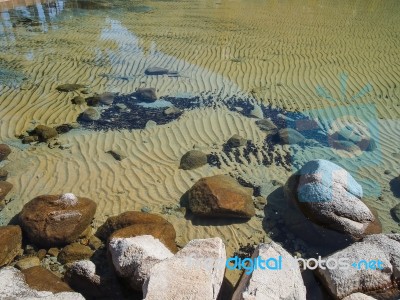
left=96, top=211, right=175, bottom=242
left=187, top=175, right=255, bottom=218
left=284, top=159, right=381, bottom=240
left=0, top=144, right=11, bottom=161
left=143, top=238, right=226, bottom=300
left=179, top=150, right=208, bottom=170
left=21, top=266, right=73, bottom=293
left=0, top=267, right=84, bottom=299
left=0, top=225, right=22, bottom=267
left=232, top=241, right=307, bottom=300
left=19, top=193, right=97, bottom=247
left=316, top=234, right=400, bottom=299
left=109, top=235, right=173, bottom=290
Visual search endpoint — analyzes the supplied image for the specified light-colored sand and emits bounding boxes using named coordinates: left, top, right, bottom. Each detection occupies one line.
left=1, top=0, right=400, bottom=287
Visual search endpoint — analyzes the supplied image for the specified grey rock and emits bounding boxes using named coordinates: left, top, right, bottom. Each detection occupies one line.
left=391, top=203, right=400, bottom=222
left=106, top=150, right=127, bottom=161
left=317, top=234, right=400, bottom=299
left=256, top=119, right=278, bottom=135
left=249, top=104, right=263, bottom=119
left=292, top=159, right=380, bottom=240
left=226, top=134, right=247, bottom=148
left=232, top=242, right=306, bottom=300
left=134, top=88, right=157, bottom=102
left=143, top=238, right=226, bottom=300
left=145, top=67, right=169, bottom=75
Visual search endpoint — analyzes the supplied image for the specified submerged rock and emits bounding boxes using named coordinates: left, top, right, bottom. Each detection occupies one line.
left=109, top=235, right=173, bottom=290
left=179, top=150, right=208, bottom=170
left=71, top=96, right=85, bottom=105
left=0, top=225, right=22, bottom=267
left=19, top=193, right=97, bottom=247
left=249, top=104, right=263, bottom=119
left=316, top=234, right=400, bottom=299
left=226, top=134, right=247, bottom=148
left=329, top=124, right=376, bottom=152
left=106, top=149, right=127, bottom=161
left=390, top=203, right=400, bottom=222
left=278, top=128, right=305, bottom=144
left=187, top=175, right=255, bottom=218
left=22, top=266, right=73, bottom=293
left=143, top=238, right=226, bottom=300
left=164, top=106, right=182, bottom=115
left=0, top=144, right=11, bottom=161
left=145, top=67, right=169, bottom=75
left=33, top=125, right=58, bottom=142
left=285, top=159, right=381, bottom=241
left=134, top=88, right=158, bottom=102
left=56, top=84, right=86, bottom=92
left=80, top=108, right=100, bottom=121
left=0, top=181, right=13, bottom=200
left=232, top=242, right=307, bottom=300
left=256, top=119, right=278, bottom=135
left=0, top=267, right=83, bottom=299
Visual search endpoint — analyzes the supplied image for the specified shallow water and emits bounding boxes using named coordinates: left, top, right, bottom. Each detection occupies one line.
left=1, top=0, right=400, bottom=295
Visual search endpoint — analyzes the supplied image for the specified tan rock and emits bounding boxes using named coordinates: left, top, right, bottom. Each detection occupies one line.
left=58, top=243, right=93, bottom=264
left=188, top=175, right=255, bottom=218
left=15, top=256, right=40, bottom=270
left=33, top=125, right=58, bottom=142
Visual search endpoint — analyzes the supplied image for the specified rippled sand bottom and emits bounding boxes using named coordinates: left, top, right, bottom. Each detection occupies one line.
left=1, top=0, right=400, bottom=286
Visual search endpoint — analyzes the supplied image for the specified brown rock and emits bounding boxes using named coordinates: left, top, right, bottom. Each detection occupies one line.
left=88, top=236, right=102, bottom=250
left=0, top=225, right=22, bottom=267
left=0, top=144, right=11, bottom=161
left=134, top=88, right=157, bottom=102
left=58, top=243, right=93, bottom=264
left=33, top=125, right=58, bottom=142
left=96, top=211, right=175, bottom=242
left=21, top=266, right=73, bottom=293
left=179, top=150, right=208, bottom=170
left=19, top=193, right=97, bottom=247
left=110, top=222, right=178, bottom=253
left=0, top=181, right=12, bottom=200
left=187, top=175, right=255, bottom=218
